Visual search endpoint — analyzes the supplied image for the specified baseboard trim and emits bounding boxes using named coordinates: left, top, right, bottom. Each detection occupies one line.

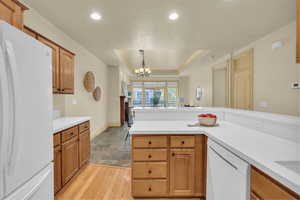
left=108, top=122, right=121, bottom=127
left=91, top=124, right=108, bottom=139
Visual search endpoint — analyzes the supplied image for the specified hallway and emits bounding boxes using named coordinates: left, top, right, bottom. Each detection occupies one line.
left=90, top=126, right=131, bottom=167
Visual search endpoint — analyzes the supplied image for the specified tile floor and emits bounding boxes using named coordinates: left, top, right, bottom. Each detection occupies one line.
left=90, top=126, right=131, bottom=167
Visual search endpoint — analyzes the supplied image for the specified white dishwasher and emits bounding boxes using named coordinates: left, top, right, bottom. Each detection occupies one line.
left=206, top=139, right=250, bottom=200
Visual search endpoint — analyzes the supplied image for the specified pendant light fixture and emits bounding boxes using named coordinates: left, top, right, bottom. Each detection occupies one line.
left=134, top=49, right=151, bottom=78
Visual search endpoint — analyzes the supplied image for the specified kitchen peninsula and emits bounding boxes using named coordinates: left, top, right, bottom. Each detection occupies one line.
left=130, top=108, right=300, bottom=199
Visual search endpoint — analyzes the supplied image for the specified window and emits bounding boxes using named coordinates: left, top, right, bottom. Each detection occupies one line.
left=131, top=81, right=178, bottom=107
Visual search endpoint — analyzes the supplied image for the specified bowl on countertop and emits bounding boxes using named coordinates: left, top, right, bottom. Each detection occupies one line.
left=198, top=114, right=217, bottom=126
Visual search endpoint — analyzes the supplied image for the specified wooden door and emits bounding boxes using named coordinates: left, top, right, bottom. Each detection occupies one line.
left=79, top=130, right=90, bottom=167
left=231, top=49, right=253, bottom=110
left=54, top=145, right=62, bottom=194
left=170, top=149, right=195, bottom=196
left=60, top=48, right=74, bottom=94
left=37, top=36, right=60, bottom=93
left=297, top=0, right=300, bottom=63
left=62, top=137, right=79, bottom=185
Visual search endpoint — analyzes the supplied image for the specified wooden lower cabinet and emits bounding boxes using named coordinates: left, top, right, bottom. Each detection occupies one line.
left=251, top=167, right=300, bottom=200
left=79, top=130, right=91, bottom=167
left=53, top=121, right=91, bottom=195
left=131, top=135, right=206, bottom=198
left=62, top=136, right=79, bottom=185
left=54, top=145, right=62, bottom=194
left=170, top=149, right=195, bottom=196
left=132, top=180, right=168, bottom=197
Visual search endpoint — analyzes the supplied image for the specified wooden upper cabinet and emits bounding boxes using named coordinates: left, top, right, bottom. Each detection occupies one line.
left=37, top=36, right=60, bottom=93
left=297, top=0, right=300, bottom=63
left=23, top=25, right=37, bottom=39
left=0, top=0, right=28, bottom=30
left=60, top=48, right=75, bottom=94
left=170, top=149, right=195, bottom=196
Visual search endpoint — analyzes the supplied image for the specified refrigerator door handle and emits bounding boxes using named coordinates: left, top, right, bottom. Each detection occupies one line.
left=4, top=40, right=19, bottom=176
left=0, top=41, right=10, bottom=200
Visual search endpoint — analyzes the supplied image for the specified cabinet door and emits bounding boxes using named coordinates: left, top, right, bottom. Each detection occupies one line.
left=0, top=0, right=26, bottom=30
left=62, top=137, right=79, bottom=185
left=54, top=145, right=62, bottom=194
left=79, top=130, right=90, bottom=167
left=170, top=149, right=195, bottom=196
left=59, top=48, right=74, bottom=94
left=250, top=192, right=261, bottom=200
left=23, top=26, right=37, bottom=39
left=0, top=1, right=14, bottom=26
left=37, top=36, right=60, bottom=93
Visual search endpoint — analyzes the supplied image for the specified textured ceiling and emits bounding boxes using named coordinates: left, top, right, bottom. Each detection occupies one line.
left=21, top=0, right=296, bottom=71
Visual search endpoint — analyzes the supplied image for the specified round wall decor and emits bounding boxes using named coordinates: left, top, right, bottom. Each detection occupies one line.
left=93, top=86, right=101, bottom=101
left=83, top=71, right=95, bottom=92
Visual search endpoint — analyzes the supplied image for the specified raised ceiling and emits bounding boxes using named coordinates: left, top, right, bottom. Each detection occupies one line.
left=21, top=0, right=295, bottom=71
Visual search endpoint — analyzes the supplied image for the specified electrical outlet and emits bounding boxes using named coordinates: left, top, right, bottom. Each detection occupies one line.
left=291, top=81, right=300, bottom=89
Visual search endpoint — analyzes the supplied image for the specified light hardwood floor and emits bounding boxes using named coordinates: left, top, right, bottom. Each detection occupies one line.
left=55, top=164, right=201, bottom=200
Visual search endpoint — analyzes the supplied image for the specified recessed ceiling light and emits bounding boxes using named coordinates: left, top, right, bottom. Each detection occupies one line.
left=169, top=12, right=179, bottom=21
left=90, top=12, right=101, bottom=20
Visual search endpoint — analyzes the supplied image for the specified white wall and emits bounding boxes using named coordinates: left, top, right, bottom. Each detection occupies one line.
left=182, top=22, right=300, bottom=116
left=23, top=8, right=108, bottom=138
left=107, top=66, right=121, bottom=126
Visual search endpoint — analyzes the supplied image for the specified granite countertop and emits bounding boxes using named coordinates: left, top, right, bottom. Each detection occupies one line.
left=129, top=120, right=300, bottom=195
left=53, top=116, right=91, bottom=134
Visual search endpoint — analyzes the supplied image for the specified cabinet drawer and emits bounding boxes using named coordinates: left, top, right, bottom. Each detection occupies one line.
left=133, top=162, right=167, bottom=179
left=79, top=121, right=89, bottom=133
left=170, top=136, right=195, bottom=148
left=251, top=168, right=298, bottom=200
left=133, top=149, right=167, bottom=161
left=62, top=126, right=78, bottom=143
left=133, top=136, right=167, bottom=148
left=53, top=133, right=61, bottom=147
left=132, top=180, right=167, bottom=197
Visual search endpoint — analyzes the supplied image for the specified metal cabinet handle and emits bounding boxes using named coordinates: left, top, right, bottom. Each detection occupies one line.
left=209, top=146, right=238, bottom=170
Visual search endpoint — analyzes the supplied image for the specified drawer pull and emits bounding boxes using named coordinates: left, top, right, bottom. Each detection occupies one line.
left=148, top=187, right=152, bottom=192
left=148, top=141, right=152, bottom=145
left=148, top=170, right=152, bottom=174
left=84, top=126, right=88, bottom=129
left=172, top=153, right=175, bottom=156
left=181, top=141, right=185, bottom=144
left=148, top=154, right=152, bottom=159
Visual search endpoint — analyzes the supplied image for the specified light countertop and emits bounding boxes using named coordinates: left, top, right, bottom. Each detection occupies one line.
left=129, top=120, right=300, bottom=195
left=53, top=117, right=91, bottom=134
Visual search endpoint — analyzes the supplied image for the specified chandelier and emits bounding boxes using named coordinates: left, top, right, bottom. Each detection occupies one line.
left=135, top=49, right=151, bottom=78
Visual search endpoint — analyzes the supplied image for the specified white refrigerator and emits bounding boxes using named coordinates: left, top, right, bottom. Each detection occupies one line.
left=0, top=21, right=53, bottom=200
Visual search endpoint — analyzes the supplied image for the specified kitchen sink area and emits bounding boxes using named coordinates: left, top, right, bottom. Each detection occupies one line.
left=276, top=161, right=300, bottom=175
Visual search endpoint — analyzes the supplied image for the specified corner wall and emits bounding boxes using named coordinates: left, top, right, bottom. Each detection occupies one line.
left=182, top=22, right=300, bottom=116
left=23, top=8, right=108, bottom=138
